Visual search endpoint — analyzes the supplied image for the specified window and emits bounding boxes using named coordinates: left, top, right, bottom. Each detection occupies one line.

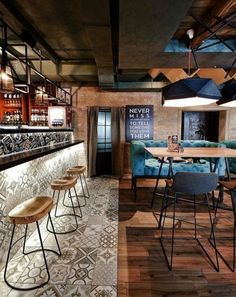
left=97, top=109, right=111, bottom=152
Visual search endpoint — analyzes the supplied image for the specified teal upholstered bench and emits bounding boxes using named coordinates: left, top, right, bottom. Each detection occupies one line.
left=130, top=140, right=226, bottom=201
left=221, top=140, right=236, bottom=174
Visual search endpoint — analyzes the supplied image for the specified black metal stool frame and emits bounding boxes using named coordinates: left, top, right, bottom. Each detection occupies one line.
left=67, top=171, right=90, bottom=207
left=47, top=186, right=82, bottom=235
left=209, top=188, right=236, bottom=271
left=62, top=181, right=87, bottom=208
left=159, top=172, right=219, bottom=271
left=4, top=212, right=61, bottom=291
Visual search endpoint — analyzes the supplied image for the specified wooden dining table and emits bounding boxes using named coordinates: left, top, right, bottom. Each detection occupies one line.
left=145, top=146, right=236, bottom=208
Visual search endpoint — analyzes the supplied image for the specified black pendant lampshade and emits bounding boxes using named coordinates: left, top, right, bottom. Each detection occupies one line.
left=162, top=78, right=222, bottom=107
left=216, top=82, right=236, bottom=107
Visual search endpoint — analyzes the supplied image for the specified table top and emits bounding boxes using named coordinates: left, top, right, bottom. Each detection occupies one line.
left=145, top=147, right=236, bottom=158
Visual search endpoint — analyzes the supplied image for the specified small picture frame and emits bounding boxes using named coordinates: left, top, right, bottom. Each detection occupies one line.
left=167, top=135, right=180, bottom=152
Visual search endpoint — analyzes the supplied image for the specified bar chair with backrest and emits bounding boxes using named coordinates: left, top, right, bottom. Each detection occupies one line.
left=159, top=172, right=219, bottom=271
left=212, top=179, right=236, bottom=271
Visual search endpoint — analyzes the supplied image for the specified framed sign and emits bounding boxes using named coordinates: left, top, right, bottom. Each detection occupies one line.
left=126, top=105, right=153, bottom=141
left=182, top=111, right=219, bottom=142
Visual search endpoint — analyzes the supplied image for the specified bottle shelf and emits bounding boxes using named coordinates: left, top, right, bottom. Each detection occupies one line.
left=3, top=106, right=22, bottom=108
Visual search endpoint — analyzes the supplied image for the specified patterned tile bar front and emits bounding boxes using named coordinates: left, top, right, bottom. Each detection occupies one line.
left=0, top=131, right=73, bottom=157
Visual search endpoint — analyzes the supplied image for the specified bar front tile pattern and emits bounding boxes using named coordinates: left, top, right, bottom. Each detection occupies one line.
left=0, top=176, right=118, bottom=296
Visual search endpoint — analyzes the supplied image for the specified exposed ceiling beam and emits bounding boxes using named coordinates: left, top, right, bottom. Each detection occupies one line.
left=101, top=81, right=168, bottom=91
left=86, top=25, right=114, bottom=86
left=191, top=0, right=236, bottom=49
left=119, top=0, right=194, bottom=69
left=0, top=0, right=61, bottom=64
left=197, top=68, right=231, bottom=84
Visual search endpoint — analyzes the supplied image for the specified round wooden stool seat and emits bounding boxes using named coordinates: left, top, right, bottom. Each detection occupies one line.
left=8, top=196, right=53, bottom=225
left=51, top=175, right=77, bottom=191
left=67, top=165, right=86, bottom=175
left=219, top=180, right=236, bottom=191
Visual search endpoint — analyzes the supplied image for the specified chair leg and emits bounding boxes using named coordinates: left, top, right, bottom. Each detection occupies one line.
left=193, top=195, right=197, bottom=239
left=134, top=177, right=137, bottom=202
left=158, top=185, right=168, bottom=229
left=160, top=193, right=176, bottom=270
left=219, top=184, right=224, bottom=203
left=212, top=190, right=236, bottom=271
left=197, top=193, right=219, bottom=271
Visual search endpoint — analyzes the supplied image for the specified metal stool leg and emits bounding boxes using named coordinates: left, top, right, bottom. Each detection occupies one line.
left=24, top=213, right=61, bottom=256
left=79, top=174, right=87, bottom=204
left=73, top=186, right=83, bottom=218
left=47, top=188, right=80, bottom=234
left=82, top=172, right=90, bottom=198
left=4, top=224, right=16, bottom=289
left=69, top=188, right=79, bottom=229
left=54, top=190, right=61, bottom=218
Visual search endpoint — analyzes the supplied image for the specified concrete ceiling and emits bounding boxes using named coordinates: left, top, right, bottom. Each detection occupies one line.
left=0, top=0, right=235, bottom=89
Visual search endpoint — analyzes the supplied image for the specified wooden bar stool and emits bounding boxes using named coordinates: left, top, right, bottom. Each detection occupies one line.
left=66, top=165, right=90, bottom=207
left=47, top=175, right=82, bottom=234
left=4, top=196, right=61, bottom=291
left=212, top=180, right=236, bottom=271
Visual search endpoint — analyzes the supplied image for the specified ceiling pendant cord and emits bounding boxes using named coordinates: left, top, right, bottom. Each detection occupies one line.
left=188, top=45, right=191, bottom=77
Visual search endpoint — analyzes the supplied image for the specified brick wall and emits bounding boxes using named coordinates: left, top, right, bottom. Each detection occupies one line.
left=71, top=86, right=236, bottom=173
left=72, top=86, right=182, bottom=142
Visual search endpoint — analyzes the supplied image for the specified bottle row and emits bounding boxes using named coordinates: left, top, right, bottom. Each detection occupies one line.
left=3, top=99, right=22, bottom=108
left=3, top=93, right=22, bottom=99
left=30, top=108, right=48, bottom=126
left=2, top=110, right=22, bottom=124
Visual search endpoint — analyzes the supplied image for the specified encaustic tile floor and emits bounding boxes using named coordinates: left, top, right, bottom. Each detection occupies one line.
left=0, top=177, right=118, bottom=297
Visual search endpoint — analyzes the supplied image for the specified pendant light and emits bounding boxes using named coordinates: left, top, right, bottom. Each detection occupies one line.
left=216, top=82, right=236, bottom=107
left=162, top=29, right=222, bottom=107
left=162, top=77, right=222, bottom=107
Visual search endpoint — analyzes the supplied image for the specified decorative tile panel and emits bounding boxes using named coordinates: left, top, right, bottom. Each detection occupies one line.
left=0, top=132, right=72, bottom=157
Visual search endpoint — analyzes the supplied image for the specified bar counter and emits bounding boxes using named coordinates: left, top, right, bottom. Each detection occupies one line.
left=0, top=139, right=84, bottom=172
left=0, top=127, right=73, bottom=133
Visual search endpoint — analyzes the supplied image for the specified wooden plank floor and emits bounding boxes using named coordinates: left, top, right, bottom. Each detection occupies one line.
left=118, top=179, right=236, bottom=297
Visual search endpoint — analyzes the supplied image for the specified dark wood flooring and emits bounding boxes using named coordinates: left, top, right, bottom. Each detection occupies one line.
left=118, top=179, right=236, bottom=297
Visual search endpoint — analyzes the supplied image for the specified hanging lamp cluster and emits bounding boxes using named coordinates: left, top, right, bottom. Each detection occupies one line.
left=161, top=28, right=235, bottom=108
left=162, top=77, right=222, bottom=107
left=0, top=18, right=71, bottom=105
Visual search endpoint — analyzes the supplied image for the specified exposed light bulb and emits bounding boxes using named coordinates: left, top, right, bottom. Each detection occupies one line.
left=186, top=29, right=194, bottom=40
left=1, top=72, right=9, bottom=80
